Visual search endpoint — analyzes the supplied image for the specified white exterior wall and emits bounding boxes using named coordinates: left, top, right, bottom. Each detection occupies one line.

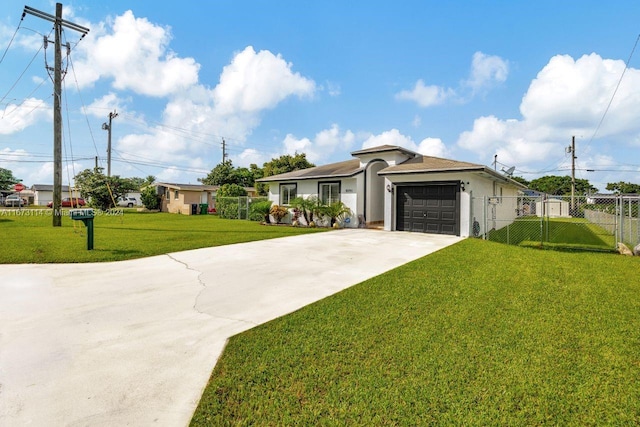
left=267, top=177, right=361, bottom=227
left=385, top=171, right=521, bottom=237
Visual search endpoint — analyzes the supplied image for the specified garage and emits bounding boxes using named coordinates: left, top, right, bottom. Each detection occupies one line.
left=396, top=183, right=460, bottom=235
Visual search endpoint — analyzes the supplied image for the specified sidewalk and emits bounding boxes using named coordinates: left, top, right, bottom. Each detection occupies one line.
left=0, top=229, right=462, bottom=426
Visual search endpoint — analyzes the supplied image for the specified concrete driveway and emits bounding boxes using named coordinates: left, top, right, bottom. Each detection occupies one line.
left=0, top=229, right=462, bottom=426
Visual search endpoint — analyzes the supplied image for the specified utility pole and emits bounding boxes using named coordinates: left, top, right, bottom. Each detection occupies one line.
left=24, top=3, right=89, bottom=227
left=222, top=137, right=228, bottom=163
left=102, top=111, right=118, bottom=177
left=493, top=154, right=497, bottom=171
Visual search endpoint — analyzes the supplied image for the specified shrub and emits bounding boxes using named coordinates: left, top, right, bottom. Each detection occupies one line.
left=250, top=200, right=272, bottom=222
left=216, top=184, right=248, bottom=219
left=269, top=205, right=289, bottom=224
left=141, top=186, right=161, bottom=210
left=321, top=201, right=352, bottom=227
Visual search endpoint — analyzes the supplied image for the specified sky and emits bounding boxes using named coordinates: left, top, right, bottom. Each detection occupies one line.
left=1, top=1, right=640, bottom=192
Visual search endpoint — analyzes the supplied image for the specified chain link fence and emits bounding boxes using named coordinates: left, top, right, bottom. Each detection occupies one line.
left=214, top=196, right=269, bottom=220
left=471, top=195, right=640, bottom=251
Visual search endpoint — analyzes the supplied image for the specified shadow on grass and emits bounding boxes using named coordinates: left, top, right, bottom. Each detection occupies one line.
left=488, top=217, right=615, bottom=251
left=91, top=248, right=145, bottom=256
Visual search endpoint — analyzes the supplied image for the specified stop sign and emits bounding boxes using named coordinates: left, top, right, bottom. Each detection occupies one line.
left=14, top=183, right=25, bottom=192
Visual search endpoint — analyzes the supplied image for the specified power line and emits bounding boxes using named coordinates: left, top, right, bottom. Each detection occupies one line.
left=0, top=10, right=25, bottom=66
left=586, top=33, right=640, bottom=149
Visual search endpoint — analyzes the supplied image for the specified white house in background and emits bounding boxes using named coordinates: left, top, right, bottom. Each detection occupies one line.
left=30, top=184, right=76, bottom=206
left=257, top=145, right=526, bottom=237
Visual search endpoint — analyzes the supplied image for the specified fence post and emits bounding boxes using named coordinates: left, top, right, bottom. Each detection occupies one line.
left=483, top=196, right=487, bottom=240
left=540, top=195, right=545, bottom=247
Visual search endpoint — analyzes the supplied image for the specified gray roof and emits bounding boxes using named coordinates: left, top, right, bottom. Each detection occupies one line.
left=258, top=159, right=363, bottom=182
left=351, top=144, right=418, bottom=158
left=155, top=182, right=219, bottom=191
left=31, top=184, right=72, bottom=191
left=378, top=155, right=486, bottom=175
left=379, top=155, right=527, bottom=188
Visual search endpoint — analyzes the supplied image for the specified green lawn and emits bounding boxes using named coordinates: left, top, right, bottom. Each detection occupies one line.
left=0, top=209, right=326, bottom=263
left=191, top=239, right=640, bottom=426
left=488, top=217, right=616, bottom=251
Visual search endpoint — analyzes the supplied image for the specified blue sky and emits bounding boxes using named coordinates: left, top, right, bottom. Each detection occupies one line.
left=1, top=1, right=640, bottom=192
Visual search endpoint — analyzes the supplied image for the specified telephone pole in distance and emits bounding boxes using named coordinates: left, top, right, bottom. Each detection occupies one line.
left=102, top=111, right=118, bottom=177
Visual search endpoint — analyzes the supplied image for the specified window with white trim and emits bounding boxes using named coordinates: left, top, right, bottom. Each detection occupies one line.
left=320, top=182, right=340, bottom=205
left=279, top=183, right=297, bottom=205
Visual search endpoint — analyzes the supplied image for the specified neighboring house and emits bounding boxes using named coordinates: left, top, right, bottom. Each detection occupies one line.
left=155, top=182, right=260, bottom=215
left=257, top=145, right=526, bottom=237
left=31, top=184, right=76, bottom=206
left=156, top=183, right=218, bottom=215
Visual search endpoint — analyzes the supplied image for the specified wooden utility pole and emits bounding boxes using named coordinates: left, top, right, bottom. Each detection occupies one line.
left=222, top=137, right=228, bottom=163
left=103, top=111, right=118, bottom=177
left=24, top=3, right=89, bottom=226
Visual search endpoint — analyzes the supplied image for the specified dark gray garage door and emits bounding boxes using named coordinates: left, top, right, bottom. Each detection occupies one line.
left=396, top=184, right=460, bottom=235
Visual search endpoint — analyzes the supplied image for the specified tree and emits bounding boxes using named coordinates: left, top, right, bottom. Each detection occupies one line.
left=200, top=160, right=236, bottom=186
left=0, top=168, right=20, bottom=191
left=200, top=160, right=262, bottom=188
left=126, top=177, right=146, bottom=190
left=74, top=167, right=138, bottom=210
left=510, top=176, right=530, bottom=187
left=141, top=186, right=161, bottom=210
left=258, top=153, right=315, bottom=196
left=215, top=183, right=248, bottom=219
left=606, top=181, right=640, bottom=194
left=262, top=153, right=315, bottom=177
left=528, top=175, right=597, bottom=195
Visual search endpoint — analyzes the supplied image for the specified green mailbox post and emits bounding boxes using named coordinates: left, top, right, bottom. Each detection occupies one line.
left=70, top=209, right=95, bottom=250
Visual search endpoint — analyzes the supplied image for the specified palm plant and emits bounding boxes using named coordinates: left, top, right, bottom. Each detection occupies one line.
left=249, top=200, right=272, bottom=223
left=321, top=201, right=352, bottom=227
left=290, top=196, right=321, bottom=226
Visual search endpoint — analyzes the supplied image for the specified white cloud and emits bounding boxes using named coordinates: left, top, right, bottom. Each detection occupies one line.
left=75, top=10, right=200, bottom=96
left=464, top=51, right=509, bottom=93
left=396, top=51, right=508, bottom=107
left=213, top=46, right=316, bottom=116
left=361, top=129, right=449, bottom=158
left=418, top=137, right=448, bottom=158
left=395, top=80, right=454, bottom=107
left=0, top=99, right=50, bottom=135
left=281, top=124, right=354, bottom=163
left=457, top=53, right=640, bottom=171
left=325, top=81, right=341, bottom=97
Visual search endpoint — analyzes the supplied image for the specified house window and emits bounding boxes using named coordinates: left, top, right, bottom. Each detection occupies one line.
left=279, top=183, right=297, bottom=205
left=174, top=190, right=179, bottom=200
left=320, top=182, right=340, bottom=205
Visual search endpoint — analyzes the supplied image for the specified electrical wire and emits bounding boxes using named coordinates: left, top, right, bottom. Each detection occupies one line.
left=0, top=11, right=25, bottom=66
left=67, top=53, right=102, bottom=165
left=585, top=34, right=640, bottom=150
left=0, top=44, right=44, bottom=111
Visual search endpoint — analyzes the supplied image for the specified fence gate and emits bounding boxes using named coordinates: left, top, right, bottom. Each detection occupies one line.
left=471, top=195, right=639, bottom=251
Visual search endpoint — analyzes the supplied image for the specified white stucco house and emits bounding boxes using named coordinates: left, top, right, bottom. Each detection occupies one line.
left=258, top=145, right=526, bottom=237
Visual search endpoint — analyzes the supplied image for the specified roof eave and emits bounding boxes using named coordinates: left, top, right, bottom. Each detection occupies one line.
left=257, top=169, right=363, bottom=183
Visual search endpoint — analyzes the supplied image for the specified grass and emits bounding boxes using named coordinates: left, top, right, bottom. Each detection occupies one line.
left=488, top=217, right=616, bottom=250
left=191, top=239, right=640, bottom=426
left=0, top=209, right=326, bottom=263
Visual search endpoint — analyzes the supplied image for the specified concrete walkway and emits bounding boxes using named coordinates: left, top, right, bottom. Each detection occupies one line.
left=0, top=229, right=462, bottom=426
